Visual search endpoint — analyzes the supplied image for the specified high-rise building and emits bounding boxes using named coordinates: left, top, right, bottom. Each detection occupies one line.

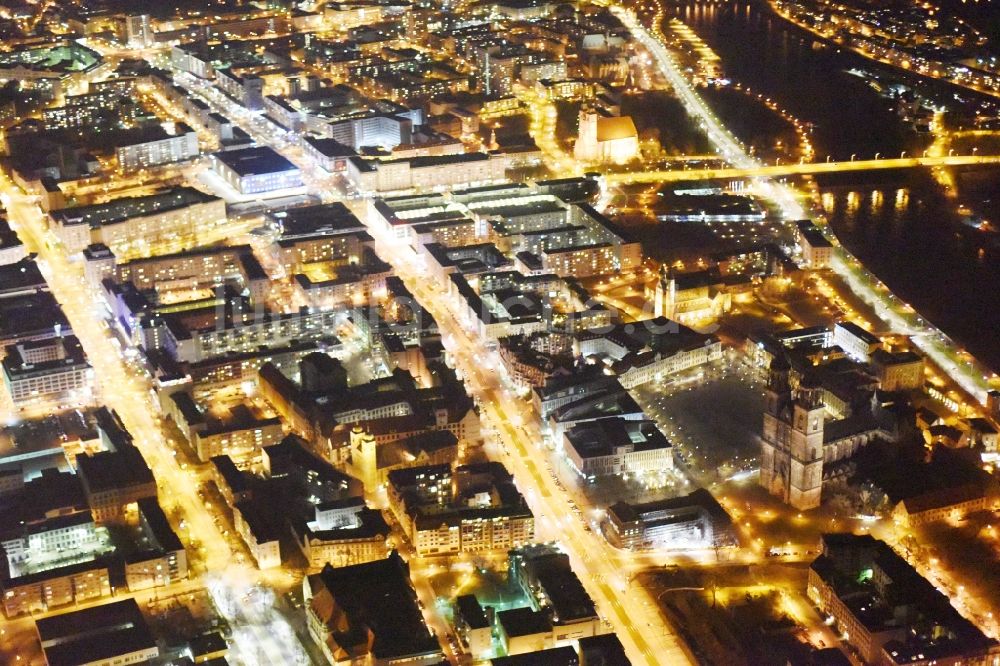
left=125, top=15, right=153, bottom=48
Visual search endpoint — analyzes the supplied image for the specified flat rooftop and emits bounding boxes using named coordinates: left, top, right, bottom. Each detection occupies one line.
left=50, top=187, right=217, bottom=229
left=35, top=599, right=157, bottom=666
left=0, top=257, right=46, bottom=296
left=213, top=146, right=299, bottom=177
left=0, top=291, right=69, bottom=342
left=273, top=202, right=365, bottom=236
left=565, top=417, right=670, bottom=459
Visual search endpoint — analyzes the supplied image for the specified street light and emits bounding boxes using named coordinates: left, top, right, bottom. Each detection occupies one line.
left=900, top=151, right=906, bottom=158
left=875, top=152, right=881, bottom=160
left=850, top=153, right=856, bottom=161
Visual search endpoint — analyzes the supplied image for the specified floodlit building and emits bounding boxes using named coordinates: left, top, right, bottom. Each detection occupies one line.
left=652, top=266, right=732, bottom=323
left=832, top=321, right=882, bottom=363
left=0, top=218, right=26, bottom=266
left=573, top=106, right=638, bottom=164
left=576, top=317, right=723, bottom=389
left=759, top=361, right=897, bottom=510
left=345, top=152, right=508, bottom=193
left=387, top=462, right=535, bottom=556
left=233, top=499, right=283, bottom=569
left=76, top=410, right=157, bottom=523
left=211, top=146, right=304, bottom=195
left=125, top=498, right=188, bottom=591
left=455, top=594, right=494, bottom=658
left=50, top=187, right=228, bottom=258
left=291, top=497, right=390, bottom=569
left=870, top=349, right=924, bottom=391
left=1, top=335, right=93, bottom=408
left=796, top=220, right=834, bottom=269
left=508, top=544, right=602, bottom=645
left=124, top=14, right=153, bottom=48
left=116, top=123, right=199, bottom=172
left=605, top=488, right=737, bottom=550
left=2, top=557, right=116, bottom=618
left=562, top=418, right=672, bottom=481
left=891, top=482, right=993, bottom=528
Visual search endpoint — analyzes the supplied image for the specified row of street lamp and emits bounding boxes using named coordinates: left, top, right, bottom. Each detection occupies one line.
left=775, top=148, right=981, bottom=166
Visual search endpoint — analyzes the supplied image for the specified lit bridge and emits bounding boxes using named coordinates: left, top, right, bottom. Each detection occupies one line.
left=602, top=154, right=1000, bottom=184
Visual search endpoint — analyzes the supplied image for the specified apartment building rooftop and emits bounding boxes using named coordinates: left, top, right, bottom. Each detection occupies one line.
left=50, top=187, right=217, bottom=229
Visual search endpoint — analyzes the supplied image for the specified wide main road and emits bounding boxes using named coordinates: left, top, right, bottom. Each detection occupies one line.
left=604, top=154, right=1000, bottom=184
left=353, top=211, right=696, bottom=666
left=0, top=176, right=310, bottom=666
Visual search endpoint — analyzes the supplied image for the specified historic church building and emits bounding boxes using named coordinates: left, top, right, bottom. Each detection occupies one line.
left=651, top=265, right=731, bottom=323
left=759, top=358, right=898, bottom=510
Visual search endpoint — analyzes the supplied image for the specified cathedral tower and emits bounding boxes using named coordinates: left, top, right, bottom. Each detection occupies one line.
left=653, top=264, right=676, bottom=319
left=759, top=361, right=826, bottom=510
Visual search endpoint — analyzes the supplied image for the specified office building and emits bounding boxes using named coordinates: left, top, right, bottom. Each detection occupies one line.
left=455, top=594, right=493, bottom=658
left=77, top=410, right=157, bottom=523
left=2, top=557, right=116, bottom=619
left=832, top=321, right=882, bottom=363
left=291, top=498, right=390, bottom=569
left=576, top=318, right=723, bottom=389
left=0, top=291, right=70, bottom=350
left=796, top=220, right=834, bottom=269
left=386, top=462, right=535, bottom=556
left=0, top=218, right=26, bottom=266
left=211, top=146, right=304, bottom=195
left=50, top=187, right=227, bottom=258
left=1, top=335, right=93, bottom=408
left=509, top=544, right=602, bottom=644
left=233, top=499, right=283, bottom=569
left=165, top=391, right=284, bottom=463
left=125, top=497, right=188, bottom=591
left=606, top=488, right=737, bottom=550
left=562, top=417, right=672, bottom=481
left=345, top=151, right=508, bottom=193
left=870, top=348, right=924, bottom=391
left=124, top=14, right=154, bottom=48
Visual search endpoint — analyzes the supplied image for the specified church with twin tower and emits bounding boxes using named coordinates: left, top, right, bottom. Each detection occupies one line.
left=758, top=358, right=827, bottom=510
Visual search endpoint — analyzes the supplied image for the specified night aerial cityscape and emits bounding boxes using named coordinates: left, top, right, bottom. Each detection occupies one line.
left=0, top=0, right=999, bottom=664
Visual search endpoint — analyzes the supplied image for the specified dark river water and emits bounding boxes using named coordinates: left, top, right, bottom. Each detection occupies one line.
left=665, top=0, right=1000, bottom=371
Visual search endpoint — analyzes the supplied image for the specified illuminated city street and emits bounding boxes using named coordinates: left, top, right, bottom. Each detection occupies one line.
left=0, top=1, right=999, bottom=665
